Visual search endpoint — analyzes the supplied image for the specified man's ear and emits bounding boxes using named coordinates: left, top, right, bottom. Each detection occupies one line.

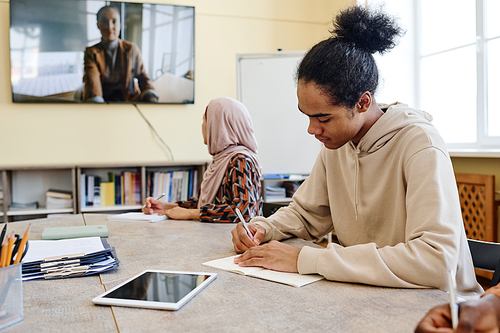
left=356, top=92, right=372, bottom=113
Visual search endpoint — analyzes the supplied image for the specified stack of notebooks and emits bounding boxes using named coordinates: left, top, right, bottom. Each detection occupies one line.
left=21, top=236, right=119, bottom=281
left=265, top=186, right=286, bottom=198
left=45, top=189, right=73, bottom=209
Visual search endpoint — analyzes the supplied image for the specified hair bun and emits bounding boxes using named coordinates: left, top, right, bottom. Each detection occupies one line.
left=331, top=6, right=405, bottom=54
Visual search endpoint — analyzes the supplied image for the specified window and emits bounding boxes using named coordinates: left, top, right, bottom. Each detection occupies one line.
left=364, top=0, right=500, bottom=148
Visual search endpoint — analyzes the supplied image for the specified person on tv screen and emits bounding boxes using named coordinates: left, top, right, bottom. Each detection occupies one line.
left=83, top=5, right=158, bottom=103
left=230, top=5, right=482, bottom=295
left=142, top=97, right=263, bottom=223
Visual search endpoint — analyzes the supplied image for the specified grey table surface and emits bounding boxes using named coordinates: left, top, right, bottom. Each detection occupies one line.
left=2, top=214, right=449, bottom=332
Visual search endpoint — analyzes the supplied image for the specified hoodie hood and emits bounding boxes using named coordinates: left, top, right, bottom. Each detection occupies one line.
left=347, top=102, right=434, bottom=220
left=355, top=102, right=434, bottom=154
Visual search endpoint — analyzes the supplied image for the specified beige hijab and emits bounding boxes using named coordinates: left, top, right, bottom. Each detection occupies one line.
left=198, top=97, right=262, bottom=207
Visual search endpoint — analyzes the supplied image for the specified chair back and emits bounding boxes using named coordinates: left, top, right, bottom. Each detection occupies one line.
left=455, top=173, right=496, bottom=241
left=468, top=239, right=500, bottom=288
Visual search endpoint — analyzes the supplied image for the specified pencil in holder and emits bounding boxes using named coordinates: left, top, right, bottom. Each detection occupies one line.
left=0, top=263, right=23, bottom=330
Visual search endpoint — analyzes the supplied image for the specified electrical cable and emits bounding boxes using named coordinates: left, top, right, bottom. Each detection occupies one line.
left=133, top=103, right=174, bottom=161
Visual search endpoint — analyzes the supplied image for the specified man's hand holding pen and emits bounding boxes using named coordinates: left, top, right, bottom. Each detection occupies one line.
left=231, top=210, right=300, bottom=274
left=231, top=222, right=266, bottom=253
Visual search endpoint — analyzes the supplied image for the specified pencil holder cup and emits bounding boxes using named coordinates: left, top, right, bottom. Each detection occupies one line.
left=0, top=263, right=23, bottom=330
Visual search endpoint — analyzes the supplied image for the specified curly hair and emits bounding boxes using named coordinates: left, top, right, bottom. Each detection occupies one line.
left=296, top=6, right=405, bottom=108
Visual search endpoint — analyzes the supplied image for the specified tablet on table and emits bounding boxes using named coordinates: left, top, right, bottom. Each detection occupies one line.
left=92, top=270, right=217, bottom=311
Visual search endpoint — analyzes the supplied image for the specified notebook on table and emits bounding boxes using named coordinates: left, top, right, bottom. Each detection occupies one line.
left=42, top=225, right=108, bottom=240
left=107, top=212, right=167, bottom=223
left=202, top=255, right=323, bottom=287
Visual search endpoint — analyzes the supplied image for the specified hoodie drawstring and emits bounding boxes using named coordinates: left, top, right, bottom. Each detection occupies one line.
left=354, top=148, right=360, bottom=220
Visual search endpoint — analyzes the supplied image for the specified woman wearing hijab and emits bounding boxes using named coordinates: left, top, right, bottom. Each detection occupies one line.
left=143, top=97, right=263, bottom=222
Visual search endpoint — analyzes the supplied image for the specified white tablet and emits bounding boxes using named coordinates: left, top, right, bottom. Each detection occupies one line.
left=92, top=270, right=217, bottom=311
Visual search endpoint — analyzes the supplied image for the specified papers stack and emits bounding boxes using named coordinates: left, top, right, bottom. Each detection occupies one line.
left=21, top=237, right=119, bottom=281
left=265, top=186, right=286, bottom=198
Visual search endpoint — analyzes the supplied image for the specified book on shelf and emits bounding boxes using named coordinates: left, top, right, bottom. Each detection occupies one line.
left=100, top=181, right=115, bottom=206
left=86, top=175, right=95, bottom=206
left=192, top=169, right=198, bottom=197
left=114, top=173, right=122, bottom=205
left=93, top=176, right=102, bottom=207
left=202, top=255, right=324, bottom=288
left=135, top=172, right=141, bottom=205
left=161, top=172, right=171, bottom=201
left=46, top=189, right=72, bottom=199
left=79, top=173, right=86, bottom=209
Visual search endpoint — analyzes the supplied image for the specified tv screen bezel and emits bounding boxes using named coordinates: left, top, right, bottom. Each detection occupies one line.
left=9, top=0, right=195, bottom=105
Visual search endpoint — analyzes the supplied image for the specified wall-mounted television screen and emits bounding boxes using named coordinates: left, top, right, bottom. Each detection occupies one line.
left=9, top=0, right=195, bottom=104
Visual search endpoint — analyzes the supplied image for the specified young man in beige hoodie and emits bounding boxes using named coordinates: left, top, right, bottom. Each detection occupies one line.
left=231, top=6, right=482, bottom=295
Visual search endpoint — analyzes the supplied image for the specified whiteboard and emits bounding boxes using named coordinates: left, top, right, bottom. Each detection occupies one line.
left=237, top=52, right=322, bottom=175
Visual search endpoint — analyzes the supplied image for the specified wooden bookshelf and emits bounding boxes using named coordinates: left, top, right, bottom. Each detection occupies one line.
left=0, top=161, right=208, bottom=221
left=0, top=165, right=76, bottom=222
left=76, top=161, right=207, bottom=214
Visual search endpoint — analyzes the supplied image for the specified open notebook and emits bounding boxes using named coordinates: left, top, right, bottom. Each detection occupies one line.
left=107, top=212, right=167, bottom=223
left=202, top=255, right=323, bottom=287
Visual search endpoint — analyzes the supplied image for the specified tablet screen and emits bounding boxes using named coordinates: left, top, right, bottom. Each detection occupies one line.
left=93, top=270, right=217, bottom=310
left=103, top=271, right=212, bottom=303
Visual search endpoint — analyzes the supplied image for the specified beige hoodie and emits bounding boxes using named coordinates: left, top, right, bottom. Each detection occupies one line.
left=252, top=103, right=482, bottom=295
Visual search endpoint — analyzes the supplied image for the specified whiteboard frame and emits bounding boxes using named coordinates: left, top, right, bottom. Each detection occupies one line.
left=236, top=51, right=321, bottom=175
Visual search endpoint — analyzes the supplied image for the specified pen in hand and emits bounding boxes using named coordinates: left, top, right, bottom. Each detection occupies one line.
left=447, top=270, right=458, bottom=330
left=142, top=193, right=166, bottom=209
left=235, top=208, right=253, bottom=241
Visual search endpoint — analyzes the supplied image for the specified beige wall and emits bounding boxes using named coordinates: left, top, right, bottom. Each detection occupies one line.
left=0, top=0, right=350, bottom=167
left=452, top=157, right=500, bottom=193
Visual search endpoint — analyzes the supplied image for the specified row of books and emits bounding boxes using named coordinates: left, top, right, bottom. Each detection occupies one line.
left=80, top=172, right=141, bottom=208
left=146, top=169, right=198, bottom=202
left=80, top=169, right=199, bottom=208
